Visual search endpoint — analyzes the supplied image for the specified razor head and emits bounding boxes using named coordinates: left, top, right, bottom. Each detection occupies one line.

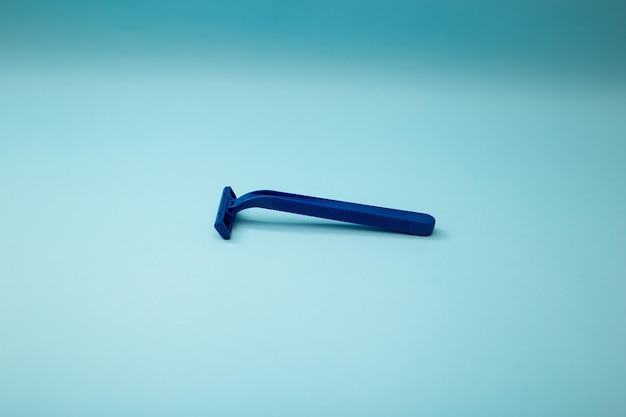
left=214, top=186, right=237, bottom=239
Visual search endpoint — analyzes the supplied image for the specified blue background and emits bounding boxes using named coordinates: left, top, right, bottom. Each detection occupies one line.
left=1, top=1, right=625, bottom=415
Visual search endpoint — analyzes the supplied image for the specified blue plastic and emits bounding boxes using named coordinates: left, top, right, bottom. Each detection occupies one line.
left=214, top=187, right=435, bottom=239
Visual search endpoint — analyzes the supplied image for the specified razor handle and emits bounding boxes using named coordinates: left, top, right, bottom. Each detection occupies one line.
left=265, top=191, right=433, bottom=236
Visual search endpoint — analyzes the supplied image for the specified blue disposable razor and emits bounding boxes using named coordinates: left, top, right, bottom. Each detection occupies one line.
left=214, top=187, right=435, bottom=239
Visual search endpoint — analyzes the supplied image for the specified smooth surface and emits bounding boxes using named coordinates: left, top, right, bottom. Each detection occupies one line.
left=2, top=1, right=626, bottom=416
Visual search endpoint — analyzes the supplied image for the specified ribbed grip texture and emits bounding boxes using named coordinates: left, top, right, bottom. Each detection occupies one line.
left=274, top=198, right=412, bottom=233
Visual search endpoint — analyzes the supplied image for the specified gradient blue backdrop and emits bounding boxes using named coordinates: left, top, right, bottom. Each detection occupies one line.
left=1, top=1, right=625, bottom=416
